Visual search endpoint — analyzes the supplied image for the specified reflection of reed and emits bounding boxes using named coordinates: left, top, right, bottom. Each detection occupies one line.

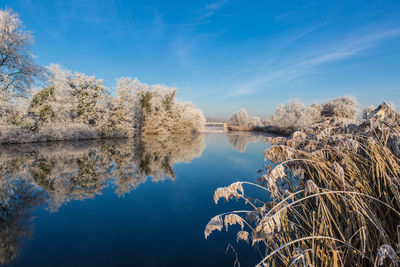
left=0, top=134, right=205, bottom=265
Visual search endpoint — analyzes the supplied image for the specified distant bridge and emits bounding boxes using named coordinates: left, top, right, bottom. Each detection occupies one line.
left=204, top=122, right=228, bottom=133
left=205, top=122, right=225, bottom=126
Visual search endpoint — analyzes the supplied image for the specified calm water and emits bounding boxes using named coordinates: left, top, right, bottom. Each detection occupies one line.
left=0, top=132, right=273, bottom=266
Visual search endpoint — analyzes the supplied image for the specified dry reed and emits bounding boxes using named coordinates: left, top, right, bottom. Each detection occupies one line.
left=206, top=103, right=400, bottom=266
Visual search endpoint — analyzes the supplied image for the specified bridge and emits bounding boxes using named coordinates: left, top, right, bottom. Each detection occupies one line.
left=204, top=122, right=228, bottom=132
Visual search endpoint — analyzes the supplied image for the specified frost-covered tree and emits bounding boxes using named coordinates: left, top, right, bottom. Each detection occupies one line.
left=112, top=77, right=145, bottom=136
left=22, top=65, right=106, bottom=141
left=229, top=109, right=249, bottom=127
left=96, top=77, right=205, bottom=137
left=70, top=72, right=107, bottom=125
left=29, top=64, right=74, bottom=124
left=135, top=79, right=205, bottom=134
left=29, top=64, right=107, bottom=126
left=228, top=108, right=262, bottom=128
left=139, top=83, right=177, bottom=133
left=0, top=9, right=43, bottom=101
left=168, top=101, right=206, bottom=133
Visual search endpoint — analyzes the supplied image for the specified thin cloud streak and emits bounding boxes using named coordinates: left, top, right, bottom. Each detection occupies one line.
left=229, top=27, right=400, bottom=97
left=197, top=0, right=229, bottom=21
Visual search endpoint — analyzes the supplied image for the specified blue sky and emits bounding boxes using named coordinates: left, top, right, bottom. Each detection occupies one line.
left=2, top=0, right=400, bottom=117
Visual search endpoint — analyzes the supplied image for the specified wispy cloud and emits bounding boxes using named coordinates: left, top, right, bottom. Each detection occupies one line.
left=171, top=31, right=222, bottom=67
left=170, top=37, right=194, bottom=67
left=169, top=0, right=229, bottom=67
left=197, top=0, right=229, bottom=21
left=229, top=27, right=400, bottom=97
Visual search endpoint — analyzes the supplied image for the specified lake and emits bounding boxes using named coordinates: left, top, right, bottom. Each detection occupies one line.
left=0, top=132, right=273, bottom=266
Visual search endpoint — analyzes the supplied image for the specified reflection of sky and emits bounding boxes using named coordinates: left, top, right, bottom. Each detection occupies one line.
left=0, top=133, right=269, bottom=266
left=2, top=0, right=400, bottom=116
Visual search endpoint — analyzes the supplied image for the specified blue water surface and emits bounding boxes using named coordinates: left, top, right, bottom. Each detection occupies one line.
left=0, top=132, right=272, bottom=266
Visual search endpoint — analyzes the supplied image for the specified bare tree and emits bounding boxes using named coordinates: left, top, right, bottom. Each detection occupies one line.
left=0, top=9, right=44, bottom=101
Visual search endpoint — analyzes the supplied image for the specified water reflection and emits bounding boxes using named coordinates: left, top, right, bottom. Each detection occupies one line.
left=0, top=132, right=266, bottom=265
left=226, top=131, right=275, bottom=152
left=0, top=178, right=47, bottom=265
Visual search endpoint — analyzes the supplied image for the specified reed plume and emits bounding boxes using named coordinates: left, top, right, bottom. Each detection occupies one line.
left=206, top=103, right=400, bottom=266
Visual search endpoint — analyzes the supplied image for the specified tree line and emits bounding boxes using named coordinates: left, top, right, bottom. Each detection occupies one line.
left=0, top=9, right=205, bottom=144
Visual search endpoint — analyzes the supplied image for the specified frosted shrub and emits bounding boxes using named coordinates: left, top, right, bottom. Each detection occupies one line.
left=306, top=103, right=322, bottom=122
left=265, top=96, right=361, bottom=135
left=265, top=100, right=320, bottom=134
left=248, top=116, right=263, bottom=127
left=38, top=123, right=99, bottom=141
left=362, top=105, right=376, bottom=119
left=320, top=95, right=361, bottom=120
left=0, top=121, right=43, bottom=144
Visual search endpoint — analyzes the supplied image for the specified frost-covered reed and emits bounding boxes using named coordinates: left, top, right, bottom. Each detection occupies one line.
left=206, top=103, right=400, bottom=266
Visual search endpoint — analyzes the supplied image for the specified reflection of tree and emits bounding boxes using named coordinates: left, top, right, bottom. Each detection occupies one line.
left=1, top=135, right=206, bottom=207
left=0, top=178, right=47, bottom=265
left=0, top=134, right=205, bottom=264
left=113, top=134, right=205, bottom=196
left=226, top=131, right=272, bottom=152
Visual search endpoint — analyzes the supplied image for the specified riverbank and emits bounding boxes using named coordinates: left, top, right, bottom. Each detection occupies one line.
left=226, top=95, right=363, bottom=136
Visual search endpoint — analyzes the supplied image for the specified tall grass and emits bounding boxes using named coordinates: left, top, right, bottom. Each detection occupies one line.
left=206, top=103, right=400, bottom=266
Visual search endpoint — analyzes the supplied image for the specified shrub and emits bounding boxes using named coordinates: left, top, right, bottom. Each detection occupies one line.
left=362, top=105, right=376, bottom=119
left=38, top=123, right=99, bottom=141
left=0, top=122, right=44, bottom=144
left=266, top=100, right=321, bottom=133
left=320, top=95, right=361, bottom=120
left=264, top=96, right=361, bottom=135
